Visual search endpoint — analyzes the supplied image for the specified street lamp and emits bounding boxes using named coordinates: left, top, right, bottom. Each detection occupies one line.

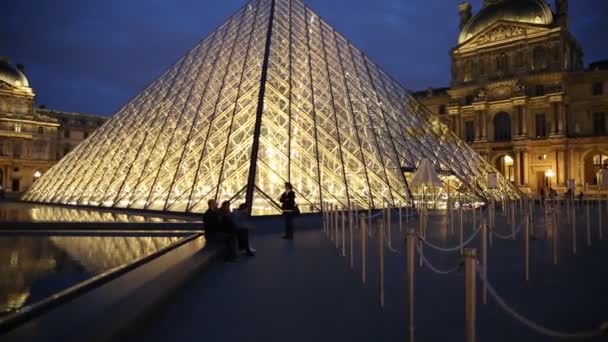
left=545, top=168, right=555, bottom=187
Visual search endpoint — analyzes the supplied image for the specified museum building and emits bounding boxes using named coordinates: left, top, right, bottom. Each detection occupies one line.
left=0, top=58, right=106, bottom=195
left=415, top=0, right=608, bottom=196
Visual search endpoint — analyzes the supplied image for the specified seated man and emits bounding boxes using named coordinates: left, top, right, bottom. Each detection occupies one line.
left=203, top=199, right=239, bottom=261
left=219, top=201, right=255, bottom=257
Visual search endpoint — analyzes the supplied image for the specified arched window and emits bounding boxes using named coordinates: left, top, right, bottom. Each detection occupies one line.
left=494, top=112, right=512, bottom=142
left=533, top=46, right=548, bottom=71
left=38, top=126, right=44, bottom=134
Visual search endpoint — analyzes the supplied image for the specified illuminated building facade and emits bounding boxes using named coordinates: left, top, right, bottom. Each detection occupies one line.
left=0, top=58, right=106, bottom=195
left=24, top=0, right=519, bottom=215
left=415, top=0, right=608, bottom=196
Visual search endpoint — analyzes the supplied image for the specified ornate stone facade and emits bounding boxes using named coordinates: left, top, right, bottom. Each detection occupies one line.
left=0, top=58, right=106, bottom=195
left=415, top=0, right=608, bottom=196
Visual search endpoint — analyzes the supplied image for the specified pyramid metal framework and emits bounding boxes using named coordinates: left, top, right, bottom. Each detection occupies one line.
left=24, top=0, right=520, bottom=215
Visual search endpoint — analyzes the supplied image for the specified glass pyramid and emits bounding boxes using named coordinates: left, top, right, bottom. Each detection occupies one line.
left=23, top=0, right=520, bottom=215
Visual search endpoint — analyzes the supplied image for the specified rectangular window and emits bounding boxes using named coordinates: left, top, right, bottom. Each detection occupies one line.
left=593, top=112, right=606, bottom=135
left=14, top=124, right=21, bottom=133
left=535, top=114, right=547, bottom=138
left=593, top=82, right=604, bottom=96
left=465, top=121, right=475, bottom=143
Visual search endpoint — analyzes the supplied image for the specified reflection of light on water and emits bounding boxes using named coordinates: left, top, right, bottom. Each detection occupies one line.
left=50, top=236, right=184, bottom=273
left=0, top=204, right=188, bottom=223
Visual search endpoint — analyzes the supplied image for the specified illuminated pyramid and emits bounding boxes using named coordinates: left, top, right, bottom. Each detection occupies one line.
left=24, top=0, right=519, bottom=215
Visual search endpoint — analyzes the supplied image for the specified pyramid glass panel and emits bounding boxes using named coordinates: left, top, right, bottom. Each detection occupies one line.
left=23, top=0, right=520, bottom=215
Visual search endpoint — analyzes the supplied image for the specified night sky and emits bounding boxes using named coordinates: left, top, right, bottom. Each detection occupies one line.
left=1, top=0, right=607, bottom=116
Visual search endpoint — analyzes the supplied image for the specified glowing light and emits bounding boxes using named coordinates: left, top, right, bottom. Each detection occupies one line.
left=33, top=171, right=42, bottom=178
left=545, top=169, right=555, bottom=178
left=22, top=0, right=520, bottom=215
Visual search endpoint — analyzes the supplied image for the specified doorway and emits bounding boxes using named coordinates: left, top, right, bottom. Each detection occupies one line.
left=536, top=171, right=546, bottom=193
left=11, top=178, right=20, bottom=192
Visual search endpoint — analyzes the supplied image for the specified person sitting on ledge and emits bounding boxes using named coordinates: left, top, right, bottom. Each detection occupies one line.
left=219, top=201, right=255, bottom=258
left=203, top=199, right=239, bottom=262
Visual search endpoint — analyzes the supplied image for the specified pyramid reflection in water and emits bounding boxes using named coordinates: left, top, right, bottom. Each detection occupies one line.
left=24, top=0, right=519, bottom=215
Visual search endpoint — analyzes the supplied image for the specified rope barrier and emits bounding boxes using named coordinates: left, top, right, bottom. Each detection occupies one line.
left=384, top=227, right=401, bottom=254
left=415, top=243, right=462, bottom=275
left=478, top=267, right=608, bottom=339
left=417, top=225, right=482, bottom=253
left=492, top=223, right=524, bottom=240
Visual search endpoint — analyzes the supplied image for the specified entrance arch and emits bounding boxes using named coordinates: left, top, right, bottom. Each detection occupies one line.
left=494, top=154, right=515, bottom=183
left=584, top=152, right=608, bottom=186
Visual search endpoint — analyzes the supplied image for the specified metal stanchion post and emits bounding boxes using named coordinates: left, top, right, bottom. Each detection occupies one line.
left=349, top=209, right=354, bottom=269
left=464, top=249, right=477, bottom=342
left=524, top=212, right=530, bottom=281
left=360, top=213, right=367, bottom=284
left=572, top=199, right=577, bottom=255
left=406, top=231, right=416, bottom=342
left=511, top=200, right=516, bottom=240
left=399, top=205, right=403, bottom=233
left=489, top=199, right=494, bottom=248
left=329, top=204, right=334, bottom=241
left=599, top=199, right=603, bottom=240
left=368, top=207, right=372, bottom=241
left=553, top=210, right=558, bottom=265
left=335, top=205, right=339, bottom=245
left=450, top=200, right=454, bottom=236
left=587, top=200, right=592, bottom=247
left=387, top=206, right=392, bottom=248
left=473, top=202, right=477, bottom=228
left=460, top=204, right=464, bottom=255
left=342, top=209, right=347, bottom=256
left=481, top=220, right=487, bottom=305
left=377, top=220, right=385, bottom=308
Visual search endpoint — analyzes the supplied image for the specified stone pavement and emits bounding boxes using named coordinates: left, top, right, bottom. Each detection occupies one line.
left=125, top=205, right=608, bottom=342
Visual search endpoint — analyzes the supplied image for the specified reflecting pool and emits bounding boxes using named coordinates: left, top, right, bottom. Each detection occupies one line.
left=0, top=234, right=188, bottom=317
left=0, top=202, right=197, bottom=223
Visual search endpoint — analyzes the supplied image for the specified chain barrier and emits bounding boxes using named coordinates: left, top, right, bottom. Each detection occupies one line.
left=417, top=224, right=482, bottom=253
left=477, top=266, right=608, bottom=339
left=415, top=243, right=462, bottom=275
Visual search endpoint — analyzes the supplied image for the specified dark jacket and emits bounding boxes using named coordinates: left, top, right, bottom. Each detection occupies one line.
left=203, top=208, right=221, bottom=235
left=218, top=212, right=237, bottom=233
left=280, top=190, right=296, bottom=211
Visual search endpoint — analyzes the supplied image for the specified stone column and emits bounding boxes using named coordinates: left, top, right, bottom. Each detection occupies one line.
left=475, top=111, right=482, bottom=140
left=557, top=149, right=565, bottom=186
left=522, top=150, right=529, bottom=185
left=557, top=102, right=565, bottom=135
left=481, top=111, right=487, bottom=140
left=521, top=105, right=528, bottom=136
left=514, top=149, right=521, bottom=186
left=515, top=106, right=522, bottom=137
left=549, top=95, right=564, bottom=136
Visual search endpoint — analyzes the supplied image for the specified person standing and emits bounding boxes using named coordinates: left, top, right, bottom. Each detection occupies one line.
left=279, top=182, right=297, bottom=240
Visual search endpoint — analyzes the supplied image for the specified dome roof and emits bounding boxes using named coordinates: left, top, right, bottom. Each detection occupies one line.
left=0, top=59, right=30, bottom=89
left=459, top=0, right=554, bottom=44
